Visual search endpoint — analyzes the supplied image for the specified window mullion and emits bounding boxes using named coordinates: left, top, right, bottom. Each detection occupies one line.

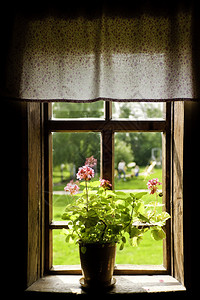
left=101, top=129, right=114, bottom=188
left=105, top=101, right=112, bottom=121
left=44, top=103, right=53, bottom=272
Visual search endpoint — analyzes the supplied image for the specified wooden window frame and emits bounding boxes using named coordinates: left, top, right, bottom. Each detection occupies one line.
left=17, top=100, right=195, bottom=293
left=43, top=101, right=172, bottom=276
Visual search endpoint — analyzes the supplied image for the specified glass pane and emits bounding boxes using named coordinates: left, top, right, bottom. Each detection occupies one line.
left=52, top=101, right=105, bottom=119
left=52, top=131, right=164, bottom=266
left=52, top=132, right=101, bottom=265
left=116, top=231, right=163, bottom=265
left=114, top=132, right=163, bottom=264
left=52, top=131, right=101, bottom=210
left=115, top=132, right=162, bottom=189
left=53, top=230, right=80, bottom=265
left=112, top=102, right=165, bottom=120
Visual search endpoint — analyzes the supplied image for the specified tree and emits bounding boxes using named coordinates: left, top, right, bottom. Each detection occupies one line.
left=114, top=139, right=134, bottom=169
left=114, top=103, right=163, bottom=166
left=113, top=102, right=163, bottom=119
left=53, top=132, right=101, bottom=173
left=52, top=102, right=163, bottom=176
left=52, top=101, right=104, bottom=118
left=129, top=132, right=162, bottom=166
left=52, top=102, right=103, bottom=175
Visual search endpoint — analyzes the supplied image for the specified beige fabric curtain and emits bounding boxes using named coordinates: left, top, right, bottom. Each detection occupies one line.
left=2, top=3, right=199, bottom=102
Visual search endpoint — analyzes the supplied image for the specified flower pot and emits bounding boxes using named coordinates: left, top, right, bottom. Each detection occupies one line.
left=79, top=243, right=116, bottom=289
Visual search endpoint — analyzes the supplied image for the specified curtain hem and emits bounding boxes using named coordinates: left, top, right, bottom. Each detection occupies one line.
left=2, top=97, right=199, bottom=103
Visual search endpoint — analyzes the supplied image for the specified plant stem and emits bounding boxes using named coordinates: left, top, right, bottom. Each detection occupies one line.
left=123, top=199, right=134, bottom=230
left=153, top=193, right=158, bottom=215
left=100, top=219, right=107, bottom=241
left=149, top=192, right=158, bottom=220
left=85, top=180, right=89, bottom=212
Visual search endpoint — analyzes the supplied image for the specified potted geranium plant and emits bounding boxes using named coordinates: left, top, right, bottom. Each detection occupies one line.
left=62, top=156, right=170, bottom=289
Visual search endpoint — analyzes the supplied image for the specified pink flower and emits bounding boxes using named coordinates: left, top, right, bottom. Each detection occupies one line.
left=99, top=178, right=112, bottom=190
left=85, top=156, right=97, bottom=167
left=64, top=180, right=80, bottom=195
left=147, top=178, right=162, bottom=195
left=77, top=165, right=95, bottom=181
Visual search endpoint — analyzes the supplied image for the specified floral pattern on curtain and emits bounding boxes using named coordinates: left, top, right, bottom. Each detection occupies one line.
left=3, top=5, right=198, bottom=102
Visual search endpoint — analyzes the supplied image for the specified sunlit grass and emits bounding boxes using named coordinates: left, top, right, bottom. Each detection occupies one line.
left=53, top=230, right=162, bottom=265
left=53, top=167, right=162, bottom=191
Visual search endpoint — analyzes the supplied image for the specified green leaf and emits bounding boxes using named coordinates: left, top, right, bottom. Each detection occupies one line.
left=81, top=246, right=87, bottom=254
left=117, top=204, right=125, bottom=209
left=131, top=192, right=147, bottom=200
left=62, top=213, right=70, bottom=220
left=106, top=190, right=116, bottom=196
left=65, top=235, right=71, bottom=243
left=85, top=217, right=98, bottom=227
left=119, top=242, right=124, bottom=251
left=134, top=201, right=145, bottom=214
left=129, top=227, right=139, bottom=238
left=115, top=191, right=130, bottom=199
left=109, top=224, right=123, bottom=234
left=115, top=191, right=127, bottom=196
left=159, top=211, right=171, bottom=222
left=87, top=209, right=98, bottom=217
left=122, top=236, right=126, bottom=244
left=121, top=214, right=131, bottom=222
left=151, top=227, right=166, bottom=241
left=89, top=181, right=101, bottom=188
left=138, top=213, right=149, bottom=223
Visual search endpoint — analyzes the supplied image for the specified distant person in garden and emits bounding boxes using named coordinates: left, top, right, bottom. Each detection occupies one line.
left=134, top=165, right=140, bottom=177
left=118, top=160, right=126, bottom=181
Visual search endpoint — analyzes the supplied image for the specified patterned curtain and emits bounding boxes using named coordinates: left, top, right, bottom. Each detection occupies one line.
left=2, top=3, right=199, bottom=102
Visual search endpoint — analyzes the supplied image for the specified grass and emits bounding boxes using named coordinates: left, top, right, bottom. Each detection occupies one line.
left=53, top=167, right=162, bottom=191
left=52, top=167, right=163, bottom=266
left=114, top=167, right=162, bottom=190
left=53, top=230, right=163, bottom=265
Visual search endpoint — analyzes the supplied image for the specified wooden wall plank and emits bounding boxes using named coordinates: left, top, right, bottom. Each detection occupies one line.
left=162, top=102, right=171, bottom=273
left=27, top=103, right=43, bottom=287
left=44, top=104, right=53, bottom=273
left=171, top=101, right=184, bottom=285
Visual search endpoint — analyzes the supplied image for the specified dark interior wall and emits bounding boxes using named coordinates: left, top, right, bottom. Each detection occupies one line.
left=183, top=101, right=200, bottom=294
left=1, top=2, right=199, bottom=297
left=2, top=100, right=28, bottom=295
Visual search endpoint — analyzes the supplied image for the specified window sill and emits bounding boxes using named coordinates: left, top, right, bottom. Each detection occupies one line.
left=50, top=264, right=167, bottom=275
left=26, top=275, right=186, bottom=295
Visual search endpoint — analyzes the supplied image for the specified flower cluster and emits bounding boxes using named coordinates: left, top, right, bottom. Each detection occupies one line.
left=99, top=178, right=112, bottom=190
left=147, top=178, right=162, bottom=195
left=64, top=180, right=80, bottom=195
left=77, top=165, right=95, bottom=181
left=85, top=155, right=97, bottom=167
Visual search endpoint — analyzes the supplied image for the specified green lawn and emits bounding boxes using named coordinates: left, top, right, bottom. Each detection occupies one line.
left=52, top=168, right=163, bottom=266
left=53, top=230, right=163, bottom=265
left=114, top=167, right=162, bottom=190
left=53, top=167, right=162, bottom=191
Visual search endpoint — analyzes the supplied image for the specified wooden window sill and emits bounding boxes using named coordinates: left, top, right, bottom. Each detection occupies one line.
left=49, top=264, right=167, bottom=275
left=26, top=275, right=186, bottom=295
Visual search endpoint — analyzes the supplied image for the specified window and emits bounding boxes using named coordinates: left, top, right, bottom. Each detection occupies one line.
left=10, top=100, right=193, bottom=294
left=44, top=101, right=171, bottom=275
